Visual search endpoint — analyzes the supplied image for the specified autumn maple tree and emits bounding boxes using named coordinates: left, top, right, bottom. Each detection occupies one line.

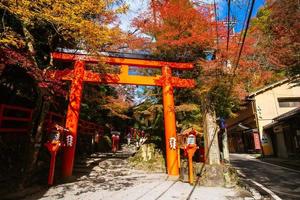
left=133, top=0, right=272, bottom=105
left=0, top=0, right=128, bottom=187
left=131, top=0, right=279, bottom=164
left=132, top=0, right=214, bottom=61
left=250, top=0, right=299, bottom=78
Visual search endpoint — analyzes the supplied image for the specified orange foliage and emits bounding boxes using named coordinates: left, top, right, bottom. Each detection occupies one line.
left=131, top=0, right=275, bottom=101
left=132, top=0, right=214, bottom=53
left=250, top=0, right=299, bottom=72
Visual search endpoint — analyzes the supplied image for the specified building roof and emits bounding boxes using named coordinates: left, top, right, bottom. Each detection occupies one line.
left=57, top=48, right=154, bottom=59
left=273, top=106, right=300, bottom=121
left=56, top=48, right=191, bottom=63
left=263, top=107, right=300, bottom=130
left=247, top=78, right=290, bottom=98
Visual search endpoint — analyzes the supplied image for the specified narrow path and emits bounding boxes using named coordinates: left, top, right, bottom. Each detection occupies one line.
left=230, top=153, right=300, bottom=200
left=22, top=149, right=244, bottom=200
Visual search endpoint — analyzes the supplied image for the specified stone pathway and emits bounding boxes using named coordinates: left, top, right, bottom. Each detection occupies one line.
left=23, top=152, right=249, bottom=200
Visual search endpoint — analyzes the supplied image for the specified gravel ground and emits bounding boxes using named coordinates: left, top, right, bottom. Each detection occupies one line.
left=23, top=153, right=249, bottom=200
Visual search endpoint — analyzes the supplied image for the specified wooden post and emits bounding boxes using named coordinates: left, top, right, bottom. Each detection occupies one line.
left=0, top=104, right=3, bottom=128
left=48, top=151, right=57, bottom=185
left=162, top=66, right=179, bottom=177
left=62, top=60, right=85, bottom=178
left=187, top=145, right=197, bottom=184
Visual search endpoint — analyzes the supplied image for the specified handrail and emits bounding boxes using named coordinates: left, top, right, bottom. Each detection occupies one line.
left=46, top=112, right=103, bottom=135
left=0, top=104, right=33, bottom=133
left=0, top=104, right=104, bottom=135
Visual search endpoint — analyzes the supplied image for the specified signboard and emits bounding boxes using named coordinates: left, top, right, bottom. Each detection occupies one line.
left=261, top=135, right=269, bottom=144
left=66, top=135, right=73, bottom=147
left=253, top=132, right=261, bottom=150
left=169, top=137, right=176, bottom=150
left=187, top=135, right=196, bottom=145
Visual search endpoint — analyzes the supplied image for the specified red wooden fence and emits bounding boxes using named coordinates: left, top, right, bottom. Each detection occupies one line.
left=0, top=104, right=103, bottom=135
left=46, top=112, right=104, bottom=135
left=78, top=120, right=104, bottom=135
left=0, top=104, right=33, bottom=133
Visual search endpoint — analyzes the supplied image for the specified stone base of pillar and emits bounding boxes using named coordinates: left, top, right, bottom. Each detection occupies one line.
left=167, top=175, right=180, bottom=181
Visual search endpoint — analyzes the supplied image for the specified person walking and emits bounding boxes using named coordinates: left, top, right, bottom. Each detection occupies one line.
left=115, top=132, right=120, bottom=151
left=135, top=130, right=140, bottom=148
left=126, top=131, right=131, bottom=145
left=112, top=133, right=117, bottom=153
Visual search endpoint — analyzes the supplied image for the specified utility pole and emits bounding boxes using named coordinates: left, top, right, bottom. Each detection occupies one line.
left=151, top=0, right=157, bottom=25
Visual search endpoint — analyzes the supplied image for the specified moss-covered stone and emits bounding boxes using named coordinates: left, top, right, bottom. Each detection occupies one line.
left=179, top=158, right=239, bottom=187
left=198, top=164, right=238, bottom=187
left=128, top=143, right=166, bottom=172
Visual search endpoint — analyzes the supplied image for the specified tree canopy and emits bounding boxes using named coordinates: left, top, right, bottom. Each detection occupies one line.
left=250, top=0, right=300, bottom=78
left=131, top=0, right=275, bottom=121
left=1, top=0, right=128, bottom=51
left=132, top=0, right=214, bottom=61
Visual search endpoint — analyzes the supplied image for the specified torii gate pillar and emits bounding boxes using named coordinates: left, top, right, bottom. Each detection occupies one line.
left=162, top=66, right=179, bottom=176
left=62, top=60, right=85, bottom=177
left=49, top=52, right=195, bottom=178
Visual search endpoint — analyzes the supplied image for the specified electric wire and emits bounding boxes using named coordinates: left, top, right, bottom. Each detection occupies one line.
left=213, top=0, right=219, bottom=50
left=232, top=0, right=256, bottom=75
left=226, top=0, right=256, bottom=96
left=237, top=0, right=251, bottom=47
left=226, top=0, right=231, bottom=51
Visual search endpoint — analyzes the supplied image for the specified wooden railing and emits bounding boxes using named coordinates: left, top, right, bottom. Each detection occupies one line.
left=78, top=120, right=104, bottom=135
left=0, top=104, right=103, bottom=135
left=46, top=112, right=104, bottom=135
left=0, top=104, right=33, bottom=133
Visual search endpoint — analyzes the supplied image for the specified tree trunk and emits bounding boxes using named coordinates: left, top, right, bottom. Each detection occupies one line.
left=204, top=110, right=220, bottom=165
left=22, top=25, right=38, bottom=65
left=21, top=93, right=50, bottom=187
left=20, top=24, right=50, bottom=187
left=222, top=128, right=230, bottom=163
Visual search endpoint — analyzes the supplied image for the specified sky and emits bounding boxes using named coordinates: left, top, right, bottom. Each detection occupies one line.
left=216, top=0, right=265, bottom=32
left=119, top=0, right=149, bottom=32
left=120, top=0, right=266, bottom=33
left=119, top=0, right=266, bottom=104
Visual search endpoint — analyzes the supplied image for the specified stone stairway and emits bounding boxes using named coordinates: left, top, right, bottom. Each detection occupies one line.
left=73, top=144, right=137, bottom=179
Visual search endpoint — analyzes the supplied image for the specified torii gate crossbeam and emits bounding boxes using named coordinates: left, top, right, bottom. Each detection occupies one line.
left=49, top=52, right=195, bottom=178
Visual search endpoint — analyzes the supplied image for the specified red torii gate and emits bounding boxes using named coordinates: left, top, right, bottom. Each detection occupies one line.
left=50, top=52, right=195, bottom=178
